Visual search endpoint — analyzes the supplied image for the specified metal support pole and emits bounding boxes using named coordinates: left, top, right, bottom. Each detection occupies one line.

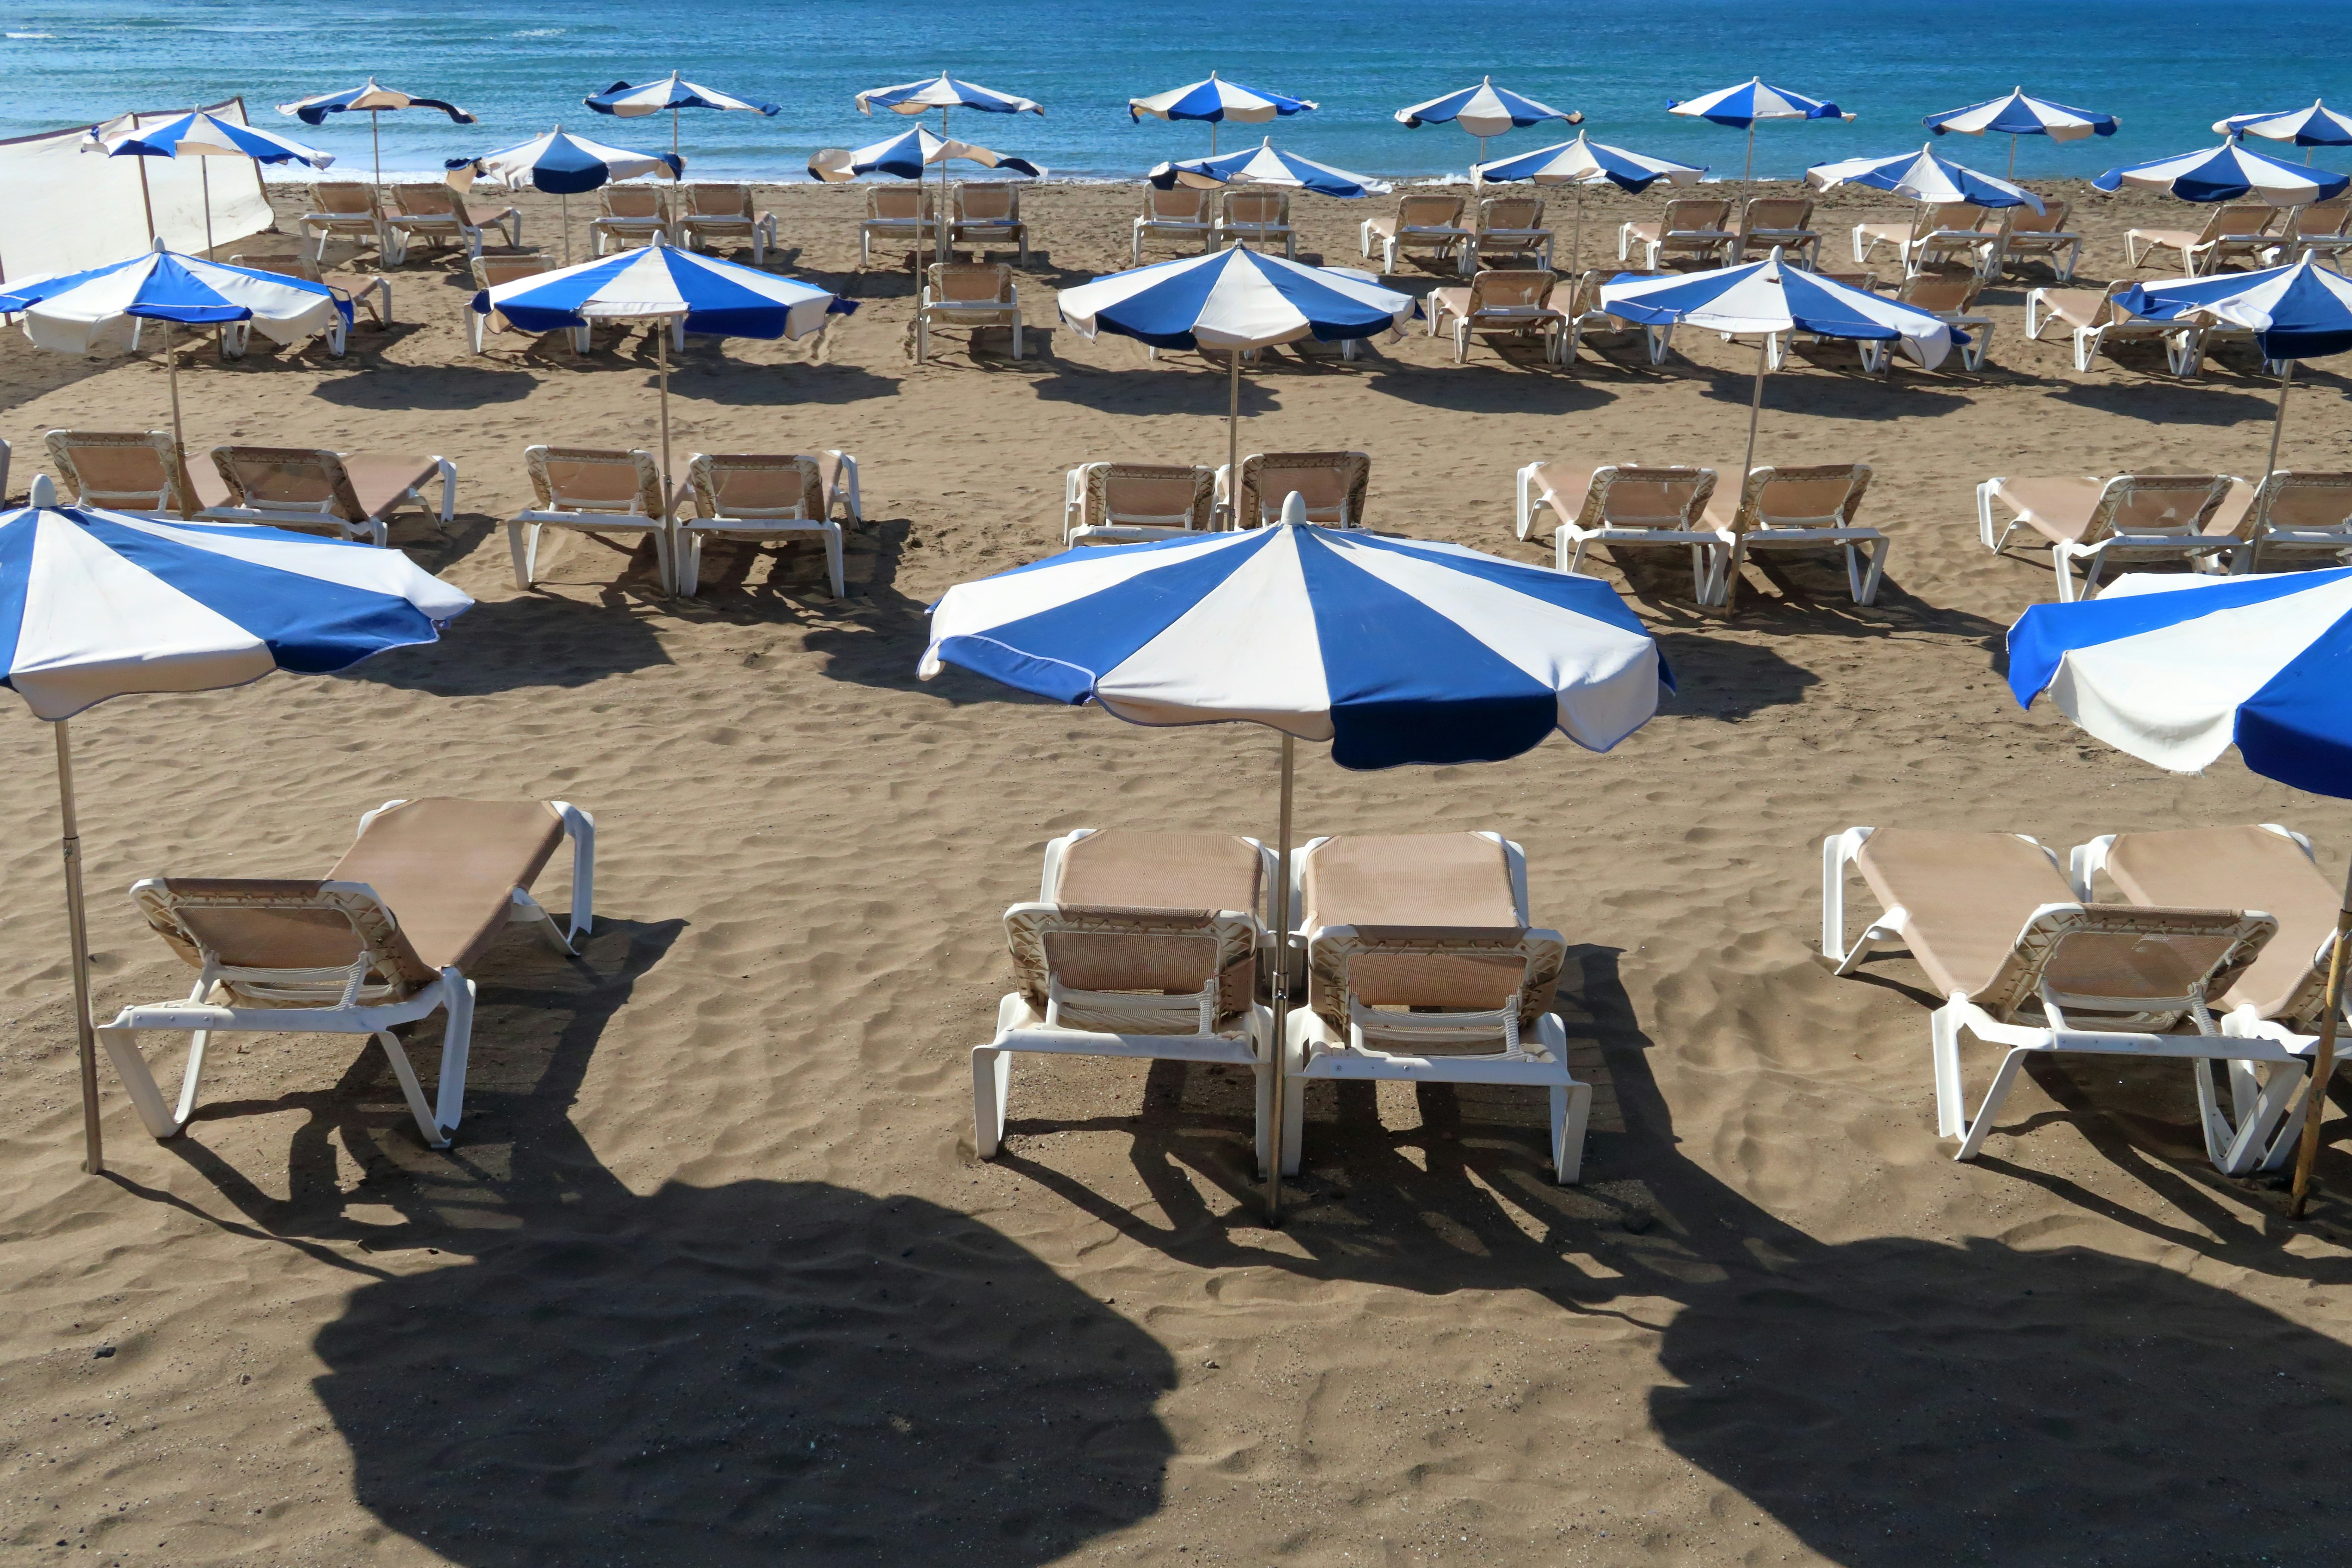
left=1741, top=332, right=1768, bottom=483
left=2265, top=357, right=2297, bottom=481
left=656, top=318, right=674, bottom=592
left=1265, top=732, right=1295, bottom=1223
left=1228, top=349, right=1241, bottom=527
left=164, top=319, right=186, bottom=505
left=371, top=110, right=381, bottom=188
left=2290, top=852, right=2352, bottom=1216
left=55, top=720, right=104, bottom=1176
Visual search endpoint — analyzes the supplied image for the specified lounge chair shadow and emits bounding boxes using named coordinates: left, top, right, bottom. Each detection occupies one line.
left=113, top=909, right=1173, bottom=1564
left=654, top=353, right=903, bottom=407
left=309, top=364, right=539, bottom=411
left=1029, top=359, right=1283, bottom=418
left=1360, top=366, right=1618, bottom=413
left=340, top=586, right=673, bottom=695
left=2049, top=376, right=2284, bottom=425
left=1689, top=364, right=1973, bottom=420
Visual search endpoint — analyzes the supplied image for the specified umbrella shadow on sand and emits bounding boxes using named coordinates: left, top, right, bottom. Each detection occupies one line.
left=992, top=942, right=2352, bottom=1564
left=119, top=910, right=1175, bottom=1565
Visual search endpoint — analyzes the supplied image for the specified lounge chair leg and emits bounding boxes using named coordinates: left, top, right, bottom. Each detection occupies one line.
left=98, top=1025, right=189, bottom=1139
left=428, top=970, right=474, bottom=1146
left=1279, top=1070, right=1305, bottom=1177
left=823, top=522, right=845, bottom=600
left=375, top=1028, right=444, bottom=1149
left=1552, top=1081, right=1591, bottom=1185
left=506, top=519, right=536, bottom=591
left=434, top=458, right=457, bottom=525
left=972, top=1046, right=1010, bottom=1158
left=1852, top=538, right=1887, bottom=605
left=1930, top=999, right=1969, bottom=1139
left=1953, top=1046, right=2033, bottom=1162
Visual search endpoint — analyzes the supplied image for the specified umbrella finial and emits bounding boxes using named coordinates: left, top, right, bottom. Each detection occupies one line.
left=28, top=474, right=56, bottom=510
left=1280, top=492, right=1308, bottom=527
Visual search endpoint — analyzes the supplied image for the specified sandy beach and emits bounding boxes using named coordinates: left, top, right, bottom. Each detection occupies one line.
left=3, top=176, right=2352, bottom=1566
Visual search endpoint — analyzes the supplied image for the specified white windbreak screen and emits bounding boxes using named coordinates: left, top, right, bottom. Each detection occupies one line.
left=0, top=97, right=275, bottom=282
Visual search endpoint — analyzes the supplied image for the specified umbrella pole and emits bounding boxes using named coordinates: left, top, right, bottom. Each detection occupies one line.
left=54, top=719, right=103, bottom=1176
left=1744, top=122, right=1755, bottom=194
left=657, top=319, right=675, bottom=593
left=1265, top=731, right=1295, bottom=1224
left=939, top=107, right=952, bottom=266
left=2008, top=134, right=2017, bottom=180
left=200, top=158, right=214, bottom=260
left=371, top=110, right=381, bottom=189
left=1228, top=348, right=1241, bottom=528
left=1476, top=134, right=1486, bottom=188
left=2266, top=357, right=2297, bottom=481
left=2289, top=852, right=2352, bottom=1216
left=1572, top=185, right=1585, bottom=276
left=1741, top=335, right=1767, bottom=484
left=163, top=320, right=186, bottom=496
left=561, top=191, right=571, bottom=267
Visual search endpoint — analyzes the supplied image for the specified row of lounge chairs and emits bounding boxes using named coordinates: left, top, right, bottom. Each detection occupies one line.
left=1829, top=822, right=2345, bottom=1175
left=854, top=184, right=1031, bottom=265
left=42, top=429, right=451, bottom=546
left=1981, top=470, right=2352, bottom=597
left=1063, top=451, right=1370, bottom=540
left=2125, top=199, right=2352, bottom=276
left=298, top=180, right=781, bottom=267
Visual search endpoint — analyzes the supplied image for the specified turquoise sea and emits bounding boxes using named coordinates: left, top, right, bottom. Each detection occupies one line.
left=6, top=0, right=2352, bottom=184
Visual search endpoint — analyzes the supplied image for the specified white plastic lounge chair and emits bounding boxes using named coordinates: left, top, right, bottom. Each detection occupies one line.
left=952, top=181, right=1030, bottom=264
left=43, top=429, right=229, bottom=519
left=677, top=450, right=855, bottom=599
left=1426, top=270, right=1567, bottom=363
left=1823, top=824, right=2278, bottom=1168
left=1133, top=184, right=1214, bottom=264
left=974, top=828, right=1280, bottom=1171
left=2206, top=469, right=2352, bottom=573
left=861, top=186, right=937, bottom=265
left=1472, top=194, right=1553, bottom=270
left=2025, top=280, right=2202, bottom=375
left=225, top=252, right=391, bottom=345
left=1976, top=473, right=2237, bottom=599
left=508, top=445, right=676, bottom=593
left=591, top=184, right=671, bottom=254
left=101, top=797, right=591, bottom=1152
left=1360, top=192, right=1473, bottom=275
left=677, top=182, right=778, bottom=265
left=1518, top=460, right=1722, bottom=596
left=916, top=262, right=1022, bottom=361
left=1851, top=202, right=1988, bottom=276
left=1216, top=450, right=1370, bottom=530
left=1282, top=832, right=1591, bottom=1183
left=1736, top=194, right=1822, bottom=266
left=1216, top=189, right=1295, bottom=258
left=467, top=254, right=590, bottom=355
left=1620, top=197, right=1734, bottom=270
left=299, top=181, right=398, bottom=265
left=387, top=182, right=521, bottom=260
left=1889, top=274, right=1994, bottom=371
left=202, top=446, right=454, bottom=547
left=2124, top=202, right=2272, bottom=275
left=2259, top=200, right=2352, bottom=266
left=1704, top=462, right=1884, bottom=608
left=1063, top=462, right=1216, bottom=544
left=1972, top=196, right=2082, bottom=282
left=1561, top=270, right=1675, bottom=367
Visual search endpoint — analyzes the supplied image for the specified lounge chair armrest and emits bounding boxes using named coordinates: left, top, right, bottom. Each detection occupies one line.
left=1820, top=826, right=1878, bottom=962
left=2067, top=834, right=2116, bottom=901
left=550, top=799, right=596, bottom=945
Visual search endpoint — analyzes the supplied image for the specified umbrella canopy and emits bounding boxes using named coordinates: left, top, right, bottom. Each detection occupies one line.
left=2095, top=142, right=2350, bottom=205
left=1148, top=137, right=1391, bottom=198
left=1395, top=77, right=1579, bottom=137
left=1130, top=72, right=1314, bottom=126
left=584, top=71, right=778, bottom=118
left=1058, top=243, right=1411, bottom=350
left=0, top=244, right=342, bottom=352
left=807, top=125, right=1043, bottom=183
left=2216, top=101, right=2352, bottom=149
left=2, top=476, right=471, bottom=1173
left=1924, top=87, right=2116, bottom=141
left=83, top=110, right=332, bottom=169
left=858, top=73, right=1042, bottom=117
left=1670, top=77, right=1852, bottom=128
left=474, top=236, right=848, bottom=339
left=1474, top=131, right=1703, bottom=192
left=277, top=78, right=475, bottom=126
left=1807, top=143, right=2045, bottom=211
left=447, top=125, right=682, bottom=195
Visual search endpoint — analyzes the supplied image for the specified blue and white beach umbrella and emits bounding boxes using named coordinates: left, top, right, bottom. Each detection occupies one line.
left=1060, top=244, right=1411, bottom=475
left=1807, top=143, right=2045, bottom=212
left=1473, top=131, right=1705, bottom=271
left=807, top=126, right=1043, bottom=182
left=858, top=73, right=1042, bottom=119
left=585, top=71, right=778, bottom=119
left=1924, top=87, right=2116, bottom=175
left=83, top=109, right=335, bottom=259
left=2009, top=567, right=2352, bottom=1204
left=1671, top=78, right=1853, bottom=184
left=1130, top=73, right=1315, bottom=154
left=1149, top=138, right=1391, bottom=199
left=0, top=475, right=471, bottom=1173
left=1396, top=77, right=1580, bottom=172
left=2216, top=101, right=2352, bottom=165
left=276, top=78, right=476, bottom=182
left=2095, top=143, right=2350, bottom=205
left=1602, top=255, right=1961, bottom=474
left=451, top=124, right=682, bottom=194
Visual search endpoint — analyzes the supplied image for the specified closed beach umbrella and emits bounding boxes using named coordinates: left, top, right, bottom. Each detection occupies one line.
left=276, top=78, right=477, bottom=184
left=446, top=124, right=684, bottom=264
left=0, top=243, right=346, bottom=462
left=921, top=508, right=1666, bottom=1216
left=584, top=70, right=779, bottom=169
left=81, top=110, right=334, bottom=257
left=2216, top=101, right=2352, bottom=165
left=2115, top=254, right=2352, bottom=478
left=1474, top=130, right=1706, bottom=271
left=1924, top=87, right=2117, bottom=175
left=2095, top=143, right=2350, bottom=205
left=806, top=126, right=1043, bottom=183
left=1395, top=77, right=1581, bottom=175
left=2007, top=567, right=2352, bottom=1212
left=1148, top=138, right=1392, bottom=199
left=858, top=73, right=1044, bottom=260
left=1669, top=78, right=1854, bottom=187
left=1807, top=143, right=2046, bottom=212
left=1601, top=254, right=1961, bottom=476
left=0, top=474, right=471, bottom=1175
left=1130, top=73, right=1316, bottom=155
left=474, top=237, right=852, bottom=587
left=1058, top=244, right=1411, bottom=484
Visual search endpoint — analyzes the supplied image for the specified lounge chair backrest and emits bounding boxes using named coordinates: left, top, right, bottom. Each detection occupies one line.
left=209, top=446, right=367, bottom=523
left=390, top=183, right=458, bottom=219
left=2284, top=201, right=2352, bottom=241
left=1222, top=189, right=1288, bottom=227
left=1239, top=450, right=1370, bottom=529
left=1817, top=270, right=1879, bottom=293
left=928, top=261, right=1014, bottom=304
left=956, top=182, right=1020, bottom=221
left=1742, top=195, right=1814, bottom=231
left=229, top=254, right=325, bottom=283
left=1575, top=465, right=1717, bottom=530
left=2242, top=470, right=2352, bottom=539
left=1478, top=195, right=1544, bottom=233
left=314, top=182, right=378, bottom=217
left=1087, top=463, right=1215, bottom=531
left=686, top=453, right=823, bottom=521
left=1660, top=197, right=1729, bottom=234
left=2004, top=197, right=2070, bottom=237
left=1396, top=193, right=1466, bottom=230
left=2099, top=824, right=2342, bottom=1023
left=1899, top=275, right=1978, bottom=313
left=132, top=876, right=437, bottom=999
left=2196, top=204, right=2270, bottom=243
left=869, top=186, right=934, bottom=220
left=602, top=185, right=666, bottom=220
left=1721, top=462, right=1871, bottom=534
left=1003, top=901, right=1262, bottom=1033
left=689, top=183, right=753, bottom=220
left=1467, top=270, right=1557, bottom=313
left=472, top=254, right=552, bottom=290
left=2083, top=474, right=2235, bottom=544
left=43, top=429, right=189, bottom=513
left=524, top=445, right=665, bottom=518
left=1146, top=184, right=1210, bottom=221
left=1972, top=902, right=2274, bottom=1025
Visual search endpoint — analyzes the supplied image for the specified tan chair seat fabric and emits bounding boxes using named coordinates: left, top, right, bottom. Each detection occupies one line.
left=2102, top=826, right=2340, bottom=1019
left=339, top=453, right=442, bottom=520
left=1854, top=829, right=2076, bottom=998
left=329, top=799, right=564, bottom=971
